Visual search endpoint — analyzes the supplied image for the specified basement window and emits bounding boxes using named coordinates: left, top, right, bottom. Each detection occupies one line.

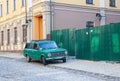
left=86, top=21, right=94, bottom=28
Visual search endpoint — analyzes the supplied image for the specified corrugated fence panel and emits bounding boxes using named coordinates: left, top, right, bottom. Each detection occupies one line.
left=68, top=29, right=76, bottom=56
left=51, top=29, right=75, bottom=56
left=51, top=23, right=120, bottom=61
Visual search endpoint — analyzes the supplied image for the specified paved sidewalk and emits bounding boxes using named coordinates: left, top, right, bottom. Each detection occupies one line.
left=50, top=58, right=120, bottom=78
left=0, top=52, right=24, bottom=59
left=0, top=52, right=120, bottom=78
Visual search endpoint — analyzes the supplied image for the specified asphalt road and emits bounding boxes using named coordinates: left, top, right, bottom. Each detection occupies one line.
left=0, top=56, right=116, bottom=81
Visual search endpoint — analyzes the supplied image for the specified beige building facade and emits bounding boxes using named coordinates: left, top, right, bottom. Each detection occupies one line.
left=0, top=0, right=120, bottom=52
left=0, top=0, right=32, bottom=52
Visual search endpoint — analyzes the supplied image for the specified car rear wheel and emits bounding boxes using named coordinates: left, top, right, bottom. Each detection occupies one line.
left=26, top=55, right=31, bottom=62
left=63, top=58, right=66, bottom=63
left=41, top=56, right=47, bottom=65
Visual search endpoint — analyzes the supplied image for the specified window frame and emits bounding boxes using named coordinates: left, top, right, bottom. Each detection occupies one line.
left=13, top=0, right=16, bottom=10
left=1, top=31, right=4, bottom=46
left=14, top=27, right=17, bottom=44
left=6, top=0, right=9, bottom=14
left=86, top=0, right=93, bottom=4
left=0, top=4, right=2, bottom=16
left=23, top=25, right=27, bottom=42
left=7, top=29, right=10, bottom=45
left=21, top=0, right=25, bottom=6
left=109, top=0, right=116, bottom=7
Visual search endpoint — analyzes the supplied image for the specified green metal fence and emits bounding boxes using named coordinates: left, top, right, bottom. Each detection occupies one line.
left=51, top=23, right=120, bottom=61
left=51, top=29, right=75, bottom=56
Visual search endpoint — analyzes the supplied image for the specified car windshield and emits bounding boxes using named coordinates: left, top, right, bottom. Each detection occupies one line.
left=39, top=41, right=58, bottom=49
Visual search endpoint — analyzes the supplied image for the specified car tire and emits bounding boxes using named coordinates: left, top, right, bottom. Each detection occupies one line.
left=41, top=56, right=47, bottom=65
left=26, top=55, right=31, bottom=62
left=63, top=58, right=66, bottom=63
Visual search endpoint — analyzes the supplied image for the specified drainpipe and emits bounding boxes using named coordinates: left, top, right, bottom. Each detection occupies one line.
left=25, top=0, right=28, bottom=23
left=50, top=0, right=53, bottom=38
left=25, top=0, right=29, bottom=42
left=25, top=0, right=32, bottom=41
left=100, top=0, right=106, bottom=25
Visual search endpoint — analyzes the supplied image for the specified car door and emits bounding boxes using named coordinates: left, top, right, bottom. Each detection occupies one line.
left=32, top=43, right=40, bottom=60
left=23, top=43, right=30, bottom=56
left=28, top=43, right=34, bottom=59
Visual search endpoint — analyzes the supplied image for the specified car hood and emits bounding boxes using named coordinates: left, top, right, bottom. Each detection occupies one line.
left=42, top=48, right=66, bottom=53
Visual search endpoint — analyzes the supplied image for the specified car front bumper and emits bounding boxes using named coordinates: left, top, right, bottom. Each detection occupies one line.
left=46, top=56, right=66, bottom=60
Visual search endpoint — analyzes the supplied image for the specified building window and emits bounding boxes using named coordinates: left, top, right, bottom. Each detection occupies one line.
left=86, top=0, right=93, bottom=4
left=23, top=25, right=27, bottom=42
left=14, top=27, right=17, bottom=44
left=6, top=0, right=9, bottom=13
left=7, top=29, right=10, bottom=45
left=1, top=31, right=4, bottom=45
left=86, top=21, right=94, bottom=28
left=110, top=0, right=116, bottom=7
left=21, top=0, right=25, bottom=6
left=0, top=4, right=2, bottom=16
left=13, top=0, right=16, bottom=10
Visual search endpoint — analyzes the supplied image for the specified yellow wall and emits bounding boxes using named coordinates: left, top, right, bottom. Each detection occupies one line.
left=105, top=0, right=120, bottom=10
left=0, top=0, right=27, bottom=51
left=0, top=0, right=26, bottom=26
left=53, top=0, right=100, bottom=7
left=54, top=0, right=120, bottom=9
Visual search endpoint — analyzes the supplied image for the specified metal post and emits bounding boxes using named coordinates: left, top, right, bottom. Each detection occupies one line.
left=50, top=0, right=52, bottom=33
left=24, top=0, right=28, bottom=42
left=25, top=0, right=27, bottom=23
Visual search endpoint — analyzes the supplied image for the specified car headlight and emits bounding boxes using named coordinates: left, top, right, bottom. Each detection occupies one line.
left=65, top=51, right=68, bottom=55
left=48, top=53, right=51, bottom=57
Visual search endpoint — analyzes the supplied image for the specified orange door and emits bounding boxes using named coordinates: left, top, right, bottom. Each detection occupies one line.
left=33, top=16, right=43, bottom=40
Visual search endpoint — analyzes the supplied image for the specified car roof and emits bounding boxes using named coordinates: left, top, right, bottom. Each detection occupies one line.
left=31, top=40, right=55, bottom=44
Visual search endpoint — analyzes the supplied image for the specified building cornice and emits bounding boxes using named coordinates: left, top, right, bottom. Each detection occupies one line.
left=32, top=1, right=120, bottom=12
left=0, top=12, right=25, bottom=25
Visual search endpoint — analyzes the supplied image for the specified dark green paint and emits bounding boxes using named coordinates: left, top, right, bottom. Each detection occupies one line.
left=23, top=40, right=67, bottom=61
left=51, top=22, right=120, bottom=61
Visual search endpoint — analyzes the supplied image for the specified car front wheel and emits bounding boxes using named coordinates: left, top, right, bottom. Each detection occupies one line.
left=41, top=56, right=47, bottom=65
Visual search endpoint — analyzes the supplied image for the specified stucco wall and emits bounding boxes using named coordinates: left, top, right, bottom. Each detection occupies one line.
left=52, top=3, right=120, bottom=30
left=53, top=3, right=100, bottom=30
left=105, top=10, right=120, bottom=24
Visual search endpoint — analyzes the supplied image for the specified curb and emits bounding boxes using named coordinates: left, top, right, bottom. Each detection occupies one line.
left=49, top=65, right=120, bottom=80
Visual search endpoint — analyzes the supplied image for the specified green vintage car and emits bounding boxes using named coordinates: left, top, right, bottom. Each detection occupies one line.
left=23, top=40, right=67, bottom=65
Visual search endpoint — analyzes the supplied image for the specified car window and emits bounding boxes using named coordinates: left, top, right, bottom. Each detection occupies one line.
left=25, top=43, right=30, bottom=49
left=39, top=41, right=58, bottom=49
left=33, top=43, right=39, bottom=49
left=29, top=43, right=34, bottom=49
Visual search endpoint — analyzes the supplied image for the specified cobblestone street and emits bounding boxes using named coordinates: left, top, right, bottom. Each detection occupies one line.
left=0, top=53, right=119, bottom=81
left=0, top=56, right=101, bottom=81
